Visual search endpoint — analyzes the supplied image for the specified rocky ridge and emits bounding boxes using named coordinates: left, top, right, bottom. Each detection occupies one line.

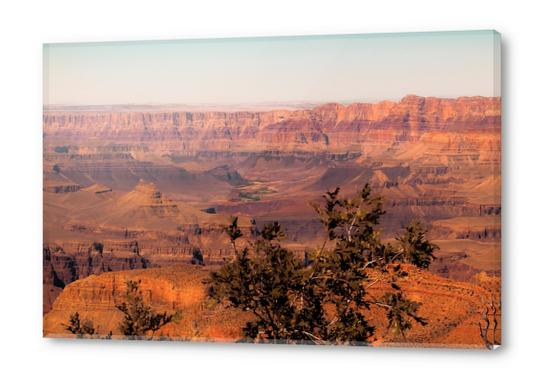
left=43, top=265, right=500, bottom=348
left=43, top=96, right=500, bottom=151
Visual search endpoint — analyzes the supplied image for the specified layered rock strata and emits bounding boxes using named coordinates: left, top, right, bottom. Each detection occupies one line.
left=43, top=266, right=500, bottom=348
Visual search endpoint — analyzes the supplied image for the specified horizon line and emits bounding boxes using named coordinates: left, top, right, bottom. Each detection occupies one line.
left=43, top=94, right=501, bottom=110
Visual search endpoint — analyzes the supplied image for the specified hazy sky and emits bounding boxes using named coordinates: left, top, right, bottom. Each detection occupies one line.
left=43, top=30, right=500, bottom=106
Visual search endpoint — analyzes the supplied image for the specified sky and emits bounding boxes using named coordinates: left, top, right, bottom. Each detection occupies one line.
left=43, top=30, right=500, bottom=106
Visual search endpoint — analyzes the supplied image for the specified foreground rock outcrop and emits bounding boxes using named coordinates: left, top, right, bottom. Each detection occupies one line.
left=43, top=266, right=252, bottom=340
left=43, top=266, right=500, bottom=348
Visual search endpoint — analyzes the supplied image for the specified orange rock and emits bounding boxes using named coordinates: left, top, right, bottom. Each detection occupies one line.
left=43, top=96, right=500, bottom=149
left=43, top=265, right=252, bottom=341
left=44, top=265, right=500, bottom=348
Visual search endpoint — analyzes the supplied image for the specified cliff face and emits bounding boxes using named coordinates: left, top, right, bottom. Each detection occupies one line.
left=43, top=96, right=500, bottom=150
left=43, top=266, right=253, bottom=340
left=42, top=241, right=155, bottom=314
left=43, top=242, right=153, bottom=289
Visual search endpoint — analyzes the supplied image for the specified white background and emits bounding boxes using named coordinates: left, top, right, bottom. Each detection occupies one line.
left=0, top=1, right=539, bottom=378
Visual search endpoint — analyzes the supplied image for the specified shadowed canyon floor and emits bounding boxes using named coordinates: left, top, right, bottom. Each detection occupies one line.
left=43, top=95, right=501, bottom=345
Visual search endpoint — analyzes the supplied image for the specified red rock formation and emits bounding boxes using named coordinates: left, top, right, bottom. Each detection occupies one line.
left=43, top=265, right=500, bottom=348
left=43, top=266, right=253, bottom=340
left=43, top=242, right=153, bottom=288
left=43, top=96, right=500, bottom=150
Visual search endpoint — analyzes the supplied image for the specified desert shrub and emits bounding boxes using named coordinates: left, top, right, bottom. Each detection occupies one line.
left=61, top=312, right=96, bottom=339
left=62, top=280, right=182, bottom=340
left=116, top=280, right=182, bottom=339
left=54, top=146, right=69, bottom=153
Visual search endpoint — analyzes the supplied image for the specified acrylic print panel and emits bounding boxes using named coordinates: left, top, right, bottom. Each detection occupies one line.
left=42, top=31, right=501, bottom=349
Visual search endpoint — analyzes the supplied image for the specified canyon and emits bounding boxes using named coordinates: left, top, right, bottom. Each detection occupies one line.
left=43, top=95, right=501, bottom=344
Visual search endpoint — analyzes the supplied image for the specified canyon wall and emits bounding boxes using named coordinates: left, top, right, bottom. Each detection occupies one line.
left=43, top=95, right=500, bottom=151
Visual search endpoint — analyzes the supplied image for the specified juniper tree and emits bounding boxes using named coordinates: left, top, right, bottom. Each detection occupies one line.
left=62, top=312, right=96, bottom=339
left=206, top=184, right=439, bottom=345
left=115, top=280, right=182, bottom=339
left=466, top=273, right=502, bottom=349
